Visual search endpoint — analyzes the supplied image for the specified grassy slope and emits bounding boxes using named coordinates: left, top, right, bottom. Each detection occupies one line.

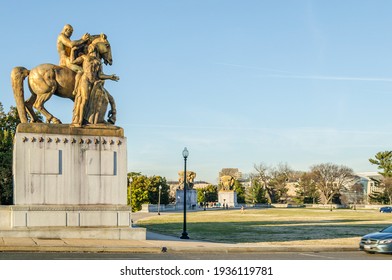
left=136, top=208, right=392, bottom=245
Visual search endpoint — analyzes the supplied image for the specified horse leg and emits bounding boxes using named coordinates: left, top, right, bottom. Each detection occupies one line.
left=24, top=94, right=40, bottom=122
left=33, top=92, right=62, bottom=124
left=32, top=69, right=61, bottom=124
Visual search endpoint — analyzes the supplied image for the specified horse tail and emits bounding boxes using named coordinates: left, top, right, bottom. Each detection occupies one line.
left=11, top=66, right=30, bottom=123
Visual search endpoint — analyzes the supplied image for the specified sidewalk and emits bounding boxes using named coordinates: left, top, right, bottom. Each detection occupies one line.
left=0, top=235, right=357, bottom=254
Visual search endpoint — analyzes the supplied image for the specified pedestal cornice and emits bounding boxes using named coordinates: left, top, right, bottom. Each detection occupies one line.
left=16, top=123, right=124, bottom=137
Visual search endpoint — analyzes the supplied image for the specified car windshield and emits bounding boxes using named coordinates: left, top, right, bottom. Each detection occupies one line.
left=380, top=226, right=392, bottom=233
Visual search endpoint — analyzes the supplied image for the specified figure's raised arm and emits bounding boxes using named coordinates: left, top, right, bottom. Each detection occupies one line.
left=98, top=72, right=119, bottom=81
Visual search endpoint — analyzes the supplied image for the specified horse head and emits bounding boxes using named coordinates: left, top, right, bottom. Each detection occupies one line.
left=90, top=34, right=113, bottom=66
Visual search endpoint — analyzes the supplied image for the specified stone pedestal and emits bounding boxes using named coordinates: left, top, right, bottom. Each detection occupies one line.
left=13, top=124, right=127, bottom=205
left=176, top=189, right=197, bottom=210
left=3, top=123, right=146, bottom=240
left=218, top=190, right=237, bottom=207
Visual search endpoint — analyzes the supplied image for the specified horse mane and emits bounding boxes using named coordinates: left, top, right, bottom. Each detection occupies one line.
left=90, top=34, right=108, bottom=47
left=74, top=34, right=108, bottom=58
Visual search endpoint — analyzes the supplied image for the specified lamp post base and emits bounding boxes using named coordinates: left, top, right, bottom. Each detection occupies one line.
left=180, top=232, right=189, bottom=239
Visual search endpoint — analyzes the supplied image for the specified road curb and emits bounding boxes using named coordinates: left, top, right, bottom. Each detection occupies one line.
left=166, top=246, right=358, bottom=253
left=0, top=246, right=163, bottom=253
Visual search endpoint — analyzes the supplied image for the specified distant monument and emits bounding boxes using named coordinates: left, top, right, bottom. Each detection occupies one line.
left=1, top=24, right=144, bottom=240
left=176, top=171, right=197, bottom=209
left=178, top=171, right=196, bottom=189
left=220, top=175, right=235, bottom=191
left=219, top=168, right=242, bottom=179
left=218, top=168, right=239, bottom=207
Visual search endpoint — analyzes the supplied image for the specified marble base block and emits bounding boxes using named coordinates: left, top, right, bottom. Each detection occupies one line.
left=218, top=191, right=238, bottom=207
left=175, top=189, right=197, bottom=209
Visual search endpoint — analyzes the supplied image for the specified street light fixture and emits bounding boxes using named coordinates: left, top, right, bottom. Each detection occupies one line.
left=180, top=147, right=190, bottom=239
left=158, top=185, right=162, bottom=215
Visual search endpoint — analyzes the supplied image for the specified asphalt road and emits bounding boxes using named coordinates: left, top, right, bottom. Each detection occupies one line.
left=0, top=251, right=391, bottom=260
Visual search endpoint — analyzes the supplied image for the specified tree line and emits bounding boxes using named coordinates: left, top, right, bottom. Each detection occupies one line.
left=128, top=158, right=392, bottom=212
left=1, top=102, right=391, bottom=207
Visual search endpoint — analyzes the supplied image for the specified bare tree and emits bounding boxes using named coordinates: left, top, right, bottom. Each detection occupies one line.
left=253, top=162, right=293, bottom=203
left=269, top=163, right=293, bottom=203
left=340, top=181, right=363, bottom=205
left=310, top=163, right=355, bottom=204
left=253, top=163, right=273, bottom=202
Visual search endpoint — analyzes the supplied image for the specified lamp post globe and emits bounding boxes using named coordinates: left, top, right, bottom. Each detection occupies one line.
left=182, top=147, right=189, bottom=159
left=180, top=147, right=190, bottom=239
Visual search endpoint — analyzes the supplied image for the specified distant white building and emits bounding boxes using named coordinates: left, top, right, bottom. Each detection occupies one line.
left=354, top=172, right=383, bottom=203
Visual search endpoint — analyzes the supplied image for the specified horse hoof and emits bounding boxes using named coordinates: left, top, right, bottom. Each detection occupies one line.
left=107, top=117, right=116, bottom=124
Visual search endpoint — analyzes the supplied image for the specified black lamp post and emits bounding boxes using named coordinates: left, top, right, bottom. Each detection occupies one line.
left=128, top=177, right=133, bottom=228
left=158, top=185, right=162, bottom=215
left=180, top=147, right=189, bottom=239
left=203, top=191, right=206, bottom=211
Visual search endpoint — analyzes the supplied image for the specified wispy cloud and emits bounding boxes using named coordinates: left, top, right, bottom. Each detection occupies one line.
left=216, top=62, right=392, bottom=82
left=266, top=74, right=392, bottom=82
left=121, top=123, right=392, bottom=136
left=214, top=62, right=295, bottom=75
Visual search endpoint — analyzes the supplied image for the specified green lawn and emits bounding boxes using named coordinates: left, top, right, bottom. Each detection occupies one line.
left=136, top=208, right=392, bottom=244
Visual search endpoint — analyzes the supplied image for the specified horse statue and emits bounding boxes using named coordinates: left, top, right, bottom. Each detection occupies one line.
left=220, top=175, right=235, bottom=191
left=11, top=34, right=117, bottom=125
left=178, top=171, right=196, bottom=189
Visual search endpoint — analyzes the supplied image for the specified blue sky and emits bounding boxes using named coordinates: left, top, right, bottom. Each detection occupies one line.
left=1, top=0, right=392, bottom=183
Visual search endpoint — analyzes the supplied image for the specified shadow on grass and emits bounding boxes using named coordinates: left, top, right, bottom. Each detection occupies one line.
left=137, top=220, right=392, bottom=243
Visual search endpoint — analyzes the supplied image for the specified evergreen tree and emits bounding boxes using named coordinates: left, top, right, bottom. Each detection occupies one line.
left=0, top=104, right=21, bottom=204
left=369, top=152, right=392, bottom=204
left=0, top=129, right=14, bottom=204
left=369, top=151, right=392, bottom=178
left=0, top=103, right=43, bottom=204
left=197, top=184, right=218, bottom=204
left=245, top=178, right=268, bottom=204
left=233, top=180, right=245, bottom=203
left=128, top=172, right=169, bottom=212
left=294, top=172, right=319, bottom=204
